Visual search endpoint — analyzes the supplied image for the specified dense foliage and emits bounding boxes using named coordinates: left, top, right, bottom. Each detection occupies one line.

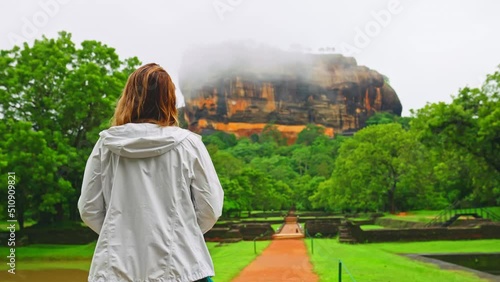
left=204, top=125, right=345, bottom=216
left=0, top=33, right=498, bottom=226
left=207, top=69, right=500, bottom=215
left=0, top=32, right=140, bottom=228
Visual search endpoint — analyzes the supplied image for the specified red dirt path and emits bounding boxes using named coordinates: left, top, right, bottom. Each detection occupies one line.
left=232, top=223, right=319, bottom=282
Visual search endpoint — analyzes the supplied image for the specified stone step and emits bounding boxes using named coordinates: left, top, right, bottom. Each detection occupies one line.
left=272, top=233, right=305, bottom=240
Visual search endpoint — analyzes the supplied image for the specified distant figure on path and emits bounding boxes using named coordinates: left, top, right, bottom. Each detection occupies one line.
left=78, top=63, right=223, bottom=282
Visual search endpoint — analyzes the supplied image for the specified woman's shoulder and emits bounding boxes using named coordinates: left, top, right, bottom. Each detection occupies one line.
left=182, top=129, right=201, bottom=140
left=180, top=128, right=203, bottom=145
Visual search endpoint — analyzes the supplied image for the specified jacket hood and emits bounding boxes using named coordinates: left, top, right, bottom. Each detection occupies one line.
left=99, top=123, right=192, bottom=158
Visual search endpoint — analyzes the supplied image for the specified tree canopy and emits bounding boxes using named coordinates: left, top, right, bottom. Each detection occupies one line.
left=0, top=32, right=140, bottom=227
left=1, top=32, right=498, bottom=225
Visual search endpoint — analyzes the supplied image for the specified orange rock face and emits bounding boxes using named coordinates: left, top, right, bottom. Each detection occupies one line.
left=196, top=119, right=333, bottom=144
left=179, top=44, right=402, bottom=141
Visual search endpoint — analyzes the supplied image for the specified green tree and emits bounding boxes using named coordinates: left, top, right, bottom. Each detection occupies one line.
left=228, top=138, right=278, bottom=163
left=219, top=177, right=252, bottom=217
left=291, top=146, right=312, bottom=176
left=411, top=70, right=500, bottom=204
left=366, top=112, right=412, bottom=130
left=0, top=32, right=140, bottom=226
left=312, top=123, right=435, bottom=213
left=0, top=120, right=71, bottom=230
left=428, top=149, right=497, bottom=204
left=212, top=150, right=244, bottom=178
left=202, top=131, right=237, bottom=150
left=291, top=135, right=340, bottom=178
left=295, top=175, right=325, bottom=210
left=260, top=123, right=287, bottom=145
left=250, top=155, right=298, bottom=183
left=412, top=71, right=500, bottom=173
left=295, top=124, right=325, bottom=145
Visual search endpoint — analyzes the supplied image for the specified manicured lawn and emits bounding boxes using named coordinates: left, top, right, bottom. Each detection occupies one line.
left=14, top=260, right=91, bottom=271
left=306, top=239, right=500, bottom=282
left=359, top=225, right=385, bottom=231
left=0, top=220, right=36, bottom=231
left=0, top=243, right=96, bottom=261
left=369, top=239, right=500, bottom=254
left=383, top=210, right=440, bottom=223
left=0, top=243, right=95, bottom=272
left=382, top=206, right=500, bottom=223
left=2, top=239, right=500, bottom=281
left=0, top=241, right=271, bottom=281
left=271, top=223, right=283, bottom=232
left=208, top=241, right=271, bottom=281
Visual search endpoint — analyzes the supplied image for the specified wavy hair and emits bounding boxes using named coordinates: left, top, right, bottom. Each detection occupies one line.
left=112, top=63, right=178, bottom=127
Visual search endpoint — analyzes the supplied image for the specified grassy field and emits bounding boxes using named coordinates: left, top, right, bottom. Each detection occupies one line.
left=208, top=241, right=271, bottom=281
left=1, top=243, right=96, bottom=261
left=359, top=224, right=385, bottom=231
left=306, top=239, right=500, bottom=282
left=382, top=210, right=441, bottom=223
left=382, top=206, right=500, bottom=223
left=0, top=241, right=271, bottom=281
left=364, top=239, right=500, bottom=254
left=2, top=238, right=500, bottom=281
left=0, top=220, right=36, bottom=231
left=271, top=223, right=283, bottom=232
left=0, top=243, right=96, bottom=271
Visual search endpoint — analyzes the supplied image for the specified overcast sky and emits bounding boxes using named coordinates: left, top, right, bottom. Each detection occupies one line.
left=1, top=0, right=499, bottom=116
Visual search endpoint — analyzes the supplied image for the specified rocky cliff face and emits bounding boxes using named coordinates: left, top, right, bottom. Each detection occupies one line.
left=179, top=43, right=402, bottom=141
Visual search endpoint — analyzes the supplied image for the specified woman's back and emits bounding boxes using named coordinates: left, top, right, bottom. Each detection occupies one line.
left=78, top=64, right=223, bottom=282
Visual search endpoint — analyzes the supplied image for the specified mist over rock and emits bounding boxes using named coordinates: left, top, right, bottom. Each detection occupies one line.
left=179, top=42, right=402, bottom=140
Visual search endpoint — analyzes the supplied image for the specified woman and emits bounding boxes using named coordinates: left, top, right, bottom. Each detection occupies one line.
left=78, top=63, right=223, bottom=282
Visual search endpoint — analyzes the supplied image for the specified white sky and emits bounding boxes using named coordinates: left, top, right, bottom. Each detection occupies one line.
left=1, top=0, right=499, bottom=116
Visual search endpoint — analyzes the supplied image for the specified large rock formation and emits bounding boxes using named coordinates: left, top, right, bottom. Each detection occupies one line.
left=179, top=42, right=402, bottom=141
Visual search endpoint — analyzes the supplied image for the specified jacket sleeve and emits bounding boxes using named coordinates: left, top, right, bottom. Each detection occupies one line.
left=78, top=140, right=105, bottom=234
left=189, top=135, right=224, bottom=234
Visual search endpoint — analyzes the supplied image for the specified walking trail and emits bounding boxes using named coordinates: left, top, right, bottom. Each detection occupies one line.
left=231, top=215, right=319, bottom=282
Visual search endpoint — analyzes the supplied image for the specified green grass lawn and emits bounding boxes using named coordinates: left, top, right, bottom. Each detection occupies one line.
left=306, top=239, right=500, bottom=282
left=0, top=243, right=95, bottom=272
left=208, top=241, right=271, bottom=281
left=359, top=225, right=385, bottom=231
left=2, top=239, right=500, bottom=281
left=0, top=241, right=271, bottom=281
left=0, top=220, right=36, bottom=231
left=382, top=206, right=500, bottom=223
left=14, top=260, right=91, bottom=271
left=271, top=223, right=283, bottom=232
left=1, top=243, right=97, bottom=261
left=0, top=243, right=96, bottom=272
left=368, top=239, right=500, bottom=254
left=382, top=210, right=440, bottom=223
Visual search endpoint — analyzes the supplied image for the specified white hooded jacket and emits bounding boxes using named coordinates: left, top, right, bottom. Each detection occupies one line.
left=78, top=123, right=224, bottom=282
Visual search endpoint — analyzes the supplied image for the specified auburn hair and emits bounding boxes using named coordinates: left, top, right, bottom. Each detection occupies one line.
left=112, top=63, right=178, bottom=127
